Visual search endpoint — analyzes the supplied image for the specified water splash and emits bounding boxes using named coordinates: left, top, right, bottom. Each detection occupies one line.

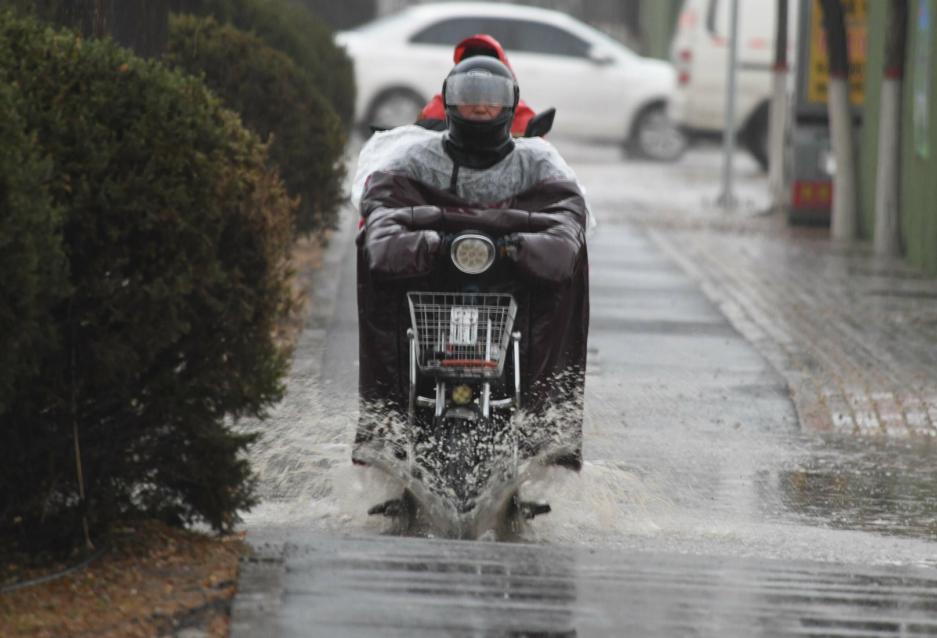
left=524, top=461, right=671, bottom=544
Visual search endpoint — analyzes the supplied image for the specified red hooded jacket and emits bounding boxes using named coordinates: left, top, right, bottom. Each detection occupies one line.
left=417, top=34, right=535, bottom=137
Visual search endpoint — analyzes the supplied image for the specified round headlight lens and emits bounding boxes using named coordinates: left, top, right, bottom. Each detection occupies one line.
left=450, top=234, right=495, bottom=275
left=452, top=384, right=473, bottom=405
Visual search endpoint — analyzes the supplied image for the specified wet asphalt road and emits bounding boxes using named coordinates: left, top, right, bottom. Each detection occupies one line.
left=276, top=535, right=937, bottom=636
left=236, top=141, right=937, bottom=637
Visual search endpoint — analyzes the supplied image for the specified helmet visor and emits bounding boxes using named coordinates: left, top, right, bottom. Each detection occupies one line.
left=445, top=71, right=515, bottom=107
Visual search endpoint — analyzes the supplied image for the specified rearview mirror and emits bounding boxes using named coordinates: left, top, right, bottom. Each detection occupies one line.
left=524, top=108, right=556, bottom=138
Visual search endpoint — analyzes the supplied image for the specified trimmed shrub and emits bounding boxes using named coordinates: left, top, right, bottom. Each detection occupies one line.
left=186, top=0, right=356, bottom=129
left=0, top=11, right=296, bottom=551
left=0, top=78, right=67, bottom=417
left=166, top=14, right=345, bottom=233
left=1, top=0, right=174, bottom=58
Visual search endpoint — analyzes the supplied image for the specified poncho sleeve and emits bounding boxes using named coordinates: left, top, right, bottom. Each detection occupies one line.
left=359, top=171, right=589, bottom=286
left=358, top=171, right=447, bottom=281
left=493, top=179, right=589, bottom=286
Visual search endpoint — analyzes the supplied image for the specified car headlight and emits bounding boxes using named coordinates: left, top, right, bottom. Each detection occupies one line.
left=450, top=234, right=495, bottom=275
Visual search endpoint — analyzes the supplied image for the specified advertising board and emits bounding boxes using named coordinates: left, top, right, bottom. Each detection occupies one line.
left=788, top=0, right=868, bottom=224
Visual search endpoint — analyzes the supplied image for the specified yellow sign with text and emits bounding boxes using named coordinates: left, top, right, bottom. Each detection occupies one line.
left=807, top=0, right=868, bottom=105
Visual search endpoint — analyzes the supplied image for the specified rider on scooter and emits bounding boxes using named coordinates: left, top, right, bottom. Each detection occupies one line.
left=353, top=56, right=591, bottom=472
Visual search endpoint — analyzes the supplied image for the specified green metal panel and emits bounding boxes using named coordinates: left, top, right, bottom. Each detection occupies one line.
left=901, top=0, right=937, bottom=273
left=640, top=0, right=682, bottom=60
left=858, top=0, right=887, bottom=240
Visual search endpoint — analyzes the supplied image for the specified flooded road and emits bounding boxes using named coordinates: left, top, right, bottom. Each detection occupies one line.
left=276, top=535, right=937, bottom=636
left=236, top=142, right=937, bottom=636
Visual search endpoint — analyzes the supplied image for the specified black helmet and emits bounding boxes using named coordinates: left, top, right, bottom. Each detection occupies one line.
left=442, top=56, right=519, bottom=168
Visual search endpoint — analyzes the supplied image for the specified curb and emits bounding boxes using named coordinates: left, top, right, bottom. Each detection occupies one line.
left=229, top=203, right=357, bottom=638
left=228, top=545, right=286, bottom=638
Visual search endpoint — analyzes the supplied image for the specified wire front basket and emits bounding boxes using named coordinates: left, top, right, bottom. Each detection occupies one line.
left=407, top=292, right=517, bottom=379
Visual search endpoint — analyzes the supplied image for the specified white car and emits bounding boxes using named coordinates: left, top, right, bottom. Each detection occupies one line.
left=336, top=2, right=685, bottom=160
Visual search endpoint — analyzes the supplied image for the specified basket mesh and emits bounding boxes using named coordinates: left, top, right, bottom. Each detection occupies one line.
left=407, top=292, right=516, bottom=378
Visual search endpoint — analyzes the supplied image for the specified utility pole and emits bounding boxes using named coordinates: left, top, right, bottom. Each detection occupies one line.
left=768, top=0, right=790, bottom=212
left=718, top=0, right=740, bottom=209
left=819, top=0, right=858, bottom=240
left=874, top=0, right=908, bottom=256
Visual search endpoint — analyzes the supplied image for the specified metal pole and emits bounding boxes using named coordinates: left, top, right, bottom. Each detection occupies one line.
left=874, top=0, right=907, bottom=256
left=820, top=0, right=858, bottom=240
left=718, top=0, right=740, bottom=209
left=768, top=0, right=790, bottom=211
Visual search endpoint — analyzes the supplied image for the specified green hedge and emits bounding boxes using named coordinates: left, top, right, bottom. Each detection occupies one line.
left=187, top=0, right=356, bottom=129
left=0, top=0, right=174, bottom=58
left=166, top=14, right=345, bottom=233
left=0, top=79, right=67, bottom=417
left=0, top=11, right=296, bottom=551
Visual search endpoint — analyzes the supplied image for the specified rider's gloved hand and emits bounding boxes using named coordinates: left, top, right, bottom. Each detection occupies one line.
left=436, top=233, right=456, bottom=267
left=497, top=234, right=521, bottom=261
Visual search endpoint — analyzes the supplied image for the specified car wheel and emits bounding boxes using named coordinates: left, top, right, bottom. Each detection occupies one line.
left=628, top=104, right=687, bottom=162
left=743, top=103, right=770, bottom=172
left=365, top=88, right=425, bottom=131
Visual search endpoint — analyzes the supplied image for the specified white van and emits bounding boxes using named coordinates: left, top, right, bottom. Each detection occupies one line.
left=669, top=0, right=794, bottom=170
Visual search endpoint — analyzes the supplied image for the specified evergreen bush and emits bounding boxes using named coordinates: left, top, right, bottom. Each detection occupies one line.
left=0, top=11, right=295, bottom=551
left=166, top=14, right=345, bottom=233
left=187, top=0, right=356, bottom=129
left=0, top=78, right=67, bottom=417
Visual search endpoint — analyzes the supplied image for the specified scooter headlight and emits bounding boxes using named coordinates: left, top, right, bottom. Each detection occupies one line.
left=452, top=384, right=473, bottom=405
left=450, top=234, right=496, bottom=275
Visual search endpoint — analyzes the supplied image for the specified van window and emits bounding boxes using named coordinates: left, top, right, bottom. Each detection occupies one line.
left=709, top=0, right=776, bottom=46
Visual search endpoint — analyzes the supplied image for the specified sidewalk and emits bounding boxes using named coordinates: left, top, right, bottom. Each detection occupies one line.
left=633, top=206, right=937, bottom=437
left=560, top=139, right=937, bottom=438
